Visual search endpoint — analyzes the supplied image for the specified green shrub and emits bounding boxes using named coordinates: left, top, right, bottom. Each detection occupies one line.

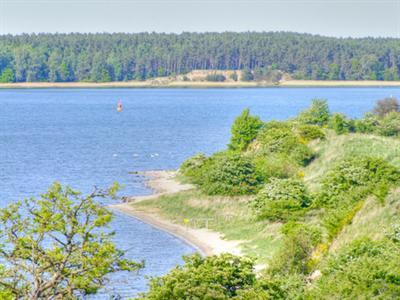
left=141, top=254, right=256, bottom=300
left=0, top=67, right=15, bottom=83
left=318, top=156, right=400, bottom=204
left=252, top=154, right=299, bottom=180
left=229, top=72, right=238, bottom=81
left=328, top=113, right=355, bottom=134
left=270, top=223, right=322, bottom=275
left=241, top=68, right=254, bottom=81
left=295, top=124, right=326, bottom=142
left=306, top=238, right=400, bottom=299
left=353, top=113, right=379, bottom=133
left=257, top=126, right=315, bottom=166
left=229, top=108, right=264, bottom=151
left=205, top=73, right=226, bottom=82
left=252, top=178, right=311, bottom=221
left=378, top=112, right=400, bottom=136
left=316, top=156, right=400, bottom=239
left=202, top=153, right=264, bottom=196
left=179, top=153, right=209, bottom=183
left=297, top=99, right=330, bottom=126
left=373, top=97, right=399, bottom=117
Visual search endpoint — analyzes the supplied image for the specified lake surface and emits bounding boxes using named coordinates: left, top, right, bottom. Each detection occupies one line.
left=1, top=87, right=400, bottom=298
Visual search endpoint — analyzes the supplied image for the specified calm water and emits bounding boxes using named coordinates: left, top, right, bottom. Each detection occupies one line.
left=1, top=87, right=400, bottom=298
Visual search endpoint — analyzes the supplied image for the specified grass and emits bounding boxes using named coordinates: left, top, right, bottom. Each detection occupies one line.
left=133, top=190, right=283, bottom=265
left=132, top=132, right=400, bottom=267
left=330, top=189, right=400, bottom=252
left=304, top=132, right=400, bottom=191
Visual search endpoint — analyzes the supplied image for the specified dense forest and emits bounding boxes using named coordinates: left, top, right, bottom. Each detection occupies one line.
left=0, top=32, right=399, bottom=83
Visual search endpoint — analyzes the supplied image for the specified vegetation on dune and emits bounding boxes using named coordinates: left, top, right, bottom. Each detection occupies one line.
left=1, top=32, right=400, bottom=83
left=139, top=254, right=256, bottom=300
left=140, top=97, right=400, bottom=299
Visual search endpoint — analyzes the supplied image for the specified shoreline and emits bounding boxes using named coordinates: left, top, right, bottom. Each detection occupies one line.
left=109, top=171, right=242, bottom=257
left=2, top=80, right=400, bottom=89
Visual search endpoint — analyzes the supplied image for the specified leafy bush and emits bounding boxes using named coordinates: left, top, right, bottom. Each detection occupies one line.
left=318, top=156, right=400, bottom=205
left=270, top=223, right=322, bottom=275
left=306, top=238, right=400, bottom=299
left=0, top=68, right=15, bottom=83
left=205, top=73, right=226, bottom=82
left=179, top=153, right=209, bottom=183
left=229, top=108, right=264, bottom=151
left=377, top=112, right=400, bottom=136
left=229, top=72, right=238, bottom=81
left=141, top=254, right=256, bottom=300
left=202, top=153, right=264, bottom=196
left=373, top=97, right=399, bottom=117
left=295, top=124, right=326, bottom=142
left=353, top=113, right=379, bottom=133
left=328, top=113, right=355, bottom=134
left=297, top=99, right=330, bottom=126
left=241, top=68, right=254, bottom=81
left=315, top=156, right=400, bottom=239
left=252, top=154, right=299, bottom=180
left=252, top=178, right=311, bottom=221
left=257, top=126, right=314, bottom=166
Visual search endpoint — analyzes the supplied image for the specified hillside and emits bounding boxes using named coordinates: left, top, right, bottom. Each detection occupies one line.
left=130, top=98, right=400, bottom=298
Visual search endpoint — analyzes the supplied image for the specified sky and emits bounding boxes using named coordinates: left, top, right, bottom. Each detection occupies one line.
left=0, top=0, right=399, bottom=38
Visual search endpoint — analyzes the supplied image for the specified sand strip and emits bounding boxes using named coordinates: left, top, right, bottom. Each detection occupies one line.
left=109, top=170, right=242, bottom=257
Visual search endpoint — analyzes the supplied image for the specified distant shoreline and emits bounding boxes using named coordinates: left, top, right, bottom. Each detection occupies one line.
left=1, top=80, right=400, bottom=89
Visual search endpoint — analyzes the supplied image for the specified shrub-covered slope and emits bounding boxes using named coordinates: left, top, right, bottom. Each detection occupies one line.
left=138, top=98, right=400, bottom=299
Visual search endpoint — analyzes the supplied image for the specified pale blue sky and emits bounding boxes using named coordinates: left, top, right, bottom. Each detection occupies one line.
left=0, top=0, right=399, bottom=37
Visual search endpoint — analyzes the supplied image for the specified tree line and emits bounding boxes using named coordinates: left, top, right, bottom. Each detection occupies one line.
left=0, top=32, right=399, bottom=83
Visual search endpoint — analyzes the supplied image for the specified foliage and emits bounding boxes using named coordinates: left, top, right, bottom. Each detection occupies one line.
left=295, top=124, right=325, bottom=142
left=229, top=108, right=264, bottom=151
left=252, top=154, right=299, bottom=180
left=240, top=68, right=254, bottom=81
left=0, top=183, right=143, bottom=299
left=257, top=125, right=314, bottom=166
left=1, top=32, right=400, bottom=82
left=0, top=67, right=15, bottom=83
left=201, top=153, right=264, bottom=196
left=297, top=99, right=330, bottom=126
left=205, top=73, right=226, bottom=82
left=377, top=112, right=400, bottom=136
left=141, top=253, right=256, bottom=300
left=229, top=72, right=238, bottom=81
left=179, top=153, right=209, bottom=184
left=270, top=223, right=322, bottom=275
left=328, top=113, right=354, bottom=134
left=315, top=156, right=400, bottom=239
left=373, top=97, right=399, bottom=117
left=252, top=178, right=311, bottom=221
left=306, top=238, right=400, bottom=299
left=353, top=113, right=379, bottom=133
left=317, top=156, right=400, bottom=205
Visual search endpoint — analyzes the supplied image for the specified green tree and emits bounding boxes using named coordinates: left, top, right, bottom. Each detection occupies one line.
left=141, top=254, right=256, bottom=300
left=0, top=183, right=143, bottom=299
left=229, top=108, right=264, bottom=151
left=298, top=99, right=330, bottom=126
left=0, top=68, right=15, bottom=83
left=329, top=113, right=354, bottom=134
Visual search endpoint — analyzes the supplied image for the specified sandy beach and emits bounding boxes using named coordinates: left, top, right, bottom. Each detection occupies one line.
left=109, top=171, right=243, bottom=256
